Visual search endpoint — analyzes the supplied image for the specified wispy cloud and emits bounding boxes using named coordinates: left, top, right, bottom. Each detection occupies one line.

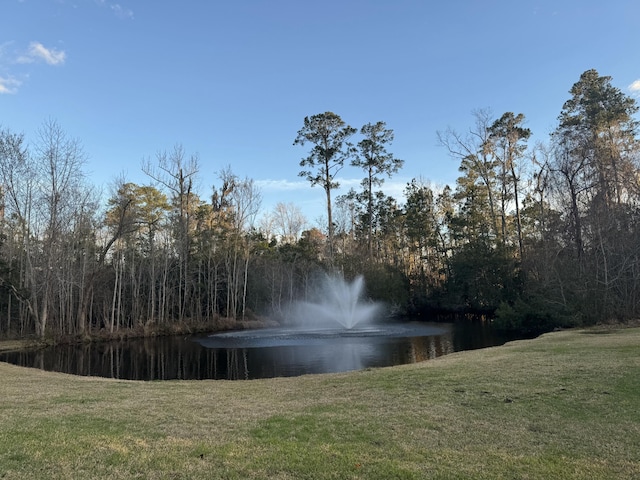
left=0, top=41, right=16, bottom=63
left=110, top=3, right=134, bottom=19
left=256, top=177, right=414, bottom=206
left=17, top=42, right=66, bottom=65
left=96, top=0, right=134, bottom=19
left=0, top=75, right=22, bottom=94
left=0, top=42, right=22, bottom=94
left=256, top=177, right=414, bottom=195
left=0, top=41, right=64, bottom=93
left=255, top=179, right=310, bottom=192
left=629, top=79, right=640, bottom=96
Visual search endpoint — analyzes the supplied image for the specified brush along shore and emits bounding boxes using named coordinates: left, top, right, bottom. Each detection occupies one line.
left=1, top=326, right=639, bottom=479
left=0, top=316, right=278, bottom=352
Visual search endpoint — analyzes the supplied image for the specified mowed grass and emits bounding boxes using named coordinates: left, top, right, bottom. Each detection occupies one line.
left=1, top=328, right=639, bottom=479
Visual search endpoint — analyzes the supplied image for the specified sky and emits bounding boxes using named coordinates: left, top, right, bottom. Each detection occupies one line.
left=1, top=0, right=639, bottom=226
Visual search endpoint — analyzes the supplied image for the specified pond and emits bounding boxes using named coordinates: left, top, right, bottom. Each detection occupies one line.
left=0, top=320, right=519, bottom=380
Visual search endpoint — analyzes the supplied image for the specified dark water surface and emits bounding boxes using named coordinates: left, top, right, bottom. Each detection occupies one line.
left=0, top=320, right=517, bottom=380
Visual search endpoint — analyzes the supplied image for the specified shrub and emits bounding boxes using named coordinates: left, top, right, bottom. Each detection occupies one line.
left=493, top=297, right=576, bottom=336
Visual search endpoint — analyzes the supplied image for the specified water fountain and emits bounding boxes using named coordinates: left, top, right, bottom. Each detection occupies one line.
left=289, top=273, right=382, bottom=330
left=197, top=273, right=445, bottom=349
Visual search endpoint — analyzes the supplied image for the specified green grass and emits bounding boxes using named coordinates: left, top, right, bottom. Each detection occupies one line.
left=1, top=327, right=639, bottom=479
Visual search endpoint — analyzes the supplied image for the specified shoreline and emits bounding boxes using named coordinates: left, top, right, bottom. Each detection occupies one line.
left=0, top=316, right=279, bottom=353
left=1, top=317, right=638, bottom=355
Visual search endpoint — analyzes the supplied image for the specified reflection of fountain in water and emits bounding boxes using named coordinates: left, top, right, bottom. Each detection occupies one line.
left=200, top=326, right=452, bottom=379
left=200, top=322, right=447, bottom=348
left=291, top=273, right=382, bottom=330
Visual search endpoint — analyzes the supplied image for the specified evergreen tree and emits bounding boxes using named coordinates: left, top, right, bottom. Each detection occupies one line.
left=294, top=112, right=356, bottom=261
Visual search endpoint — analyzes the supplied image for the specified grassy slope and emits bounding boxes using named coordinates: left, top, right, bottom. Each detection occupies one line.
left=1, top=327, right=639, bottom=479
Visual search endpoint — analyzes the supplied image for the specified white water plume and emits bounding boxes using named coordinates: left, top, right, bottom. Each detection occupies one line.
left=290, top=273, right=382, bottom=329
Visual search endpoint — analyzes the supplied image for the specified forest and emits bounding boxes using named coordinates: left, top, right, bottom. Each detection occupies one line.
left=0, top=69, right=638, bottom=340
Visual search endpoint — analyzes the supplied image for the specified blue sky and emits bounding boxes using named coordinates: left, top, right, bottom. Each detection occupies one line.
left=2, top=0, right=639, bottom=224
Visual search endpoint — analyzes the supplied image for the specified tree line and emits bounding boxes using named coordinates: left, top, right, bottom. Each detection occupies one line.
left=0, top=69, right=638, bottom=339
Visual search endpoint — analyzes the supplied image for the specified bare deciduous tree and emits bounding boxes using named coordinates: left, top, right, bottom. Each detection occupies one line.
left=270, top=202, right=307, bottom=244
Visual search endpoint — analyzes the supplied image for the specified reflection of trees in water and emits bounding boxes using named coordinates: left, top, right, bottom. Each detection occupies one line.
left=226, top=349, right=248, bottom=380
left=2, top=338, right=255, bottom=380
left=405, top=333, right=454, bottom=364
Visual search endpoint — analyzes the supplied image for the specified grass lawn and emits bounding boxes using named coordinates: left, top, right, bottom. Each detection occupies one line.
left=1, top=327, right=639, bottom=479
